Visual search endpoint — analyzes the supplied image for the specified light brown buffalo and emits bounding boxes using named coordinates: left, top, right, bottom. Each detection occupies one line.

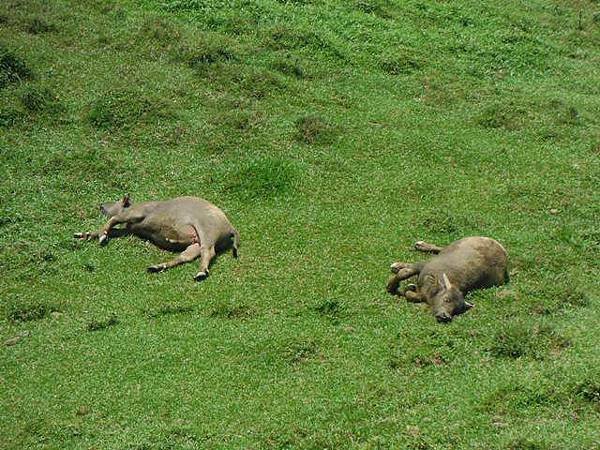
left=387, top=237, right=509, bottom=322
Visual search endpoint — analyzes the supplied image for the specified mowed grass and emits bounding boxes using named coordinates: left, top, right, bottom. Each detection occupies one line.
left=1, top=0, right=599, bottom=448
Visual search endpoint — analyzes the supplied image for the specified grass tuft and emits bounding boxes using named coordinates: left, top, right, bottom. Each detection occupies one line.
left=19, top=85, right=59, bottom=113
left=87, top=316, right=119, bottom=332
left=530, top=286, right=590, bottom=316
left=8, top=303, right=56, bottom=323
left=313, top=300, right=345, bottom=324
left=354, top=1, right=394, bottom=19
left=214, top=109, right=262, bottom=131
left=187, top=47, right=237, bottom=71
left=223, top=157, right=301, bottom=200
left=0, top=45, right=33, bottom=88
left=508, top=438, right=554, bottom=450
left=272, top=58, right=305, bottom=79
left=88, top=89, right=177, bottom=130
left=26, top=17, right=56, bottom=34
left=380, top=53, right=422, bottom=75
left=209, top=303, right=252, bottom=319
left=295, top=115, right=335, bottom=145
left=488, top=323, right=571, bottom=359
left=0, top=106, right=23, bottom=127
left=145, top=305, right=195, bottom=319
left=575, top=379, right=600, bottom=406
left=138, top=16, right=181, bottom=44
left=284, top=340, right=320, bottom=364
left=477, top=101, right=530, bottom=130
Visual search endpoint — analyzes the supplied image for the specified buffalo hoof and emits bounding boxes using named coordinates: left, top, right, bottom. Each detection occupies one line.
left=147, top=264, right=166, bottom=273
left=194, top=271, right=209, bottom=282
left=414, top=241, right=428, bottom=251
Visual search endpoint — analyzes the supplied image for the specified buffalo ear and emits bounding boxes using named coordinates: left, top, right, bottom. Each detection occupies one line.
left=441, top=273, right=452, bottom=290
left=122, top=193, right=131, bottom=207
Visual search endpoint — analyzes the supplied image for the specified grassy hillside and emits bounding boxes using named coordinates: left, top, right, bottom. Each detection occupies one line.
left=1, top=0, right=599, bottom=448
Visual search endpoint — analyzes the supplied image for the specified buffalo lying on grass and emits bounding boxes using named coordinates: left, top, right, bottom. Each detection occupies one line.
left=387, top=237, right=509, bottom=322
left=76, top=195, right=239, bottom=281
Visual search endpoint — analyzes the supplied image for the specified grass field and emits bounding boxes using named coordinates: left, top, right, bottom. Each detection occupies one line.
left=1, top=0, right=599, bottom=448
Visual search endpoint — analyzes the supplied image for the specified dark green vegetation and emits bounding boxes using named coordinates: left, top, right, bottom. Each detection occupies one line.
left=1, top=0, right=599, bottom=448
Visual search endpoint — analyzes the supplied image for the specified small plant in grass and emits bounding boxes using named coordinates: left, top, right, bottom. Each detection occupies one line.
left=380, top=55, right=422, bottom=75
left=508, top=438, right=554, bottom=450
left=272, top=58, right=305, bottom=79
left=88, top=89, right=177, bottom=130
left=187, top=47, right=236, bottom=71
left=87, top=316, right=119, bottom=332
left=8, top=303, right=57, bottom=322
left=0, top=107, right=23, bottom=127
left=145, top=305, right=195, bottom=319
left=488, top=322, right=570, bottom=359
left=0, top=45, right=33, bottom=88
left=355, top=1, right=393, bottom=19
left=209, top=303, right=252, bottom=319
left=575, top=379, right=600, bottom=406
left=223, top=157, right=301, bottom=200
left=26, top=18, right=56, bottom=34
left=284, top=340, right=320, bottom=364
left=19, top=85, right=59, bottom=113
left=295, top=115, right=336, bottom=145
left=313, top=300, right=345, bottom=324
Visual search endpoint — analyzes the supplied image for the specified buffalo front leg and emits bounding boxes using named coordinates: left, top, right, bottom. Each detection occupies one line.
left=75, top=228, right=130, bottom=241
left=194, top=245, right=216, bottom=282
left=400, top=284, right=425, bottom=303
left=414, top=240, right=443, bottom=254
left=390, top=261, right=412, bottom=274
left=386, top=266, right=420, bottom=295
left=147, top=243, right=202, bottom=273
left=76, top=215, right=135, bottom=246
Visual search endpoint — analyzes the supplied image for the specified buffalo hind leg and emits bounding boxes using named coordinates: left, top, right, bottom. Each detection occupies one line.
left=414, top=240, right=443, bottom=254
left=148, top=243, right=202, bottom=273
left=386, top=266, right=420, bottom=295
left=194, top=245, right=216, bottom=282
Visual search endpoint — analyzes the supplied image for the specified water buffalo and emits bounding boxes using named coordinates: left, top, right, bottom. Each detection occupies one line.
left=387, top=237, right=509, bottom=322
left=75, top=194, right=239, bottom=281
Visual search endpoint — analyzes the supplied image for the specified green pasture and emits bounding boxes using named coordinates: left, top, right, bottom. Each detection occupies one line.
left=1, top=0, right=599, bottom=448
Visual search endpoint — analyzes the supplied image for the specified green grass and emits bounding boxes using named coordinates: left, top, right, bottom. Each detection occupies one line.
left=1, top=0, right=599, bottom=448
